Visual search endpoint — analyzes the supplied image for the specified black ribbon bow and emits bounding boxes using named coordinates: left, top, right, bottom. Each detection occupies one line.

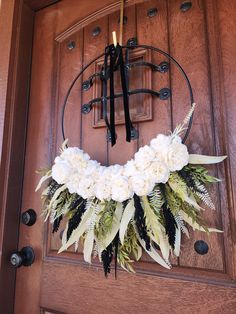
left=102, top=44, right=133, bottom=146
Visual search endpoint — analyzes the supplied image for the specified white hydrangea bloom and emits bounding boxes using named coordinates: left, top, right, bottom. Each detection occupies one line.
left=95, top=178, right=112, bottom=201
left=134, top=145, right=155, bottom=170
left=108, top=164, right=124, bottom=176
left=83, top=160, right=100, bottom=181
left=123, top=159, right=138, bottom=177
left=61, top=147, right=90, bottom=171
left=165, top=142, right=189, bottom=171
left=52, top=158, right=72, bottom=184
left=66, top=171, right=81, bottom=194
left=77, top=175, right=96, bottom=199
left=147, top=161, right=170, bottom=184
left=51, top=129, right=190, bottom=201
left=131, top=173, right=155, bottom=196
left=150, top=134, right=171, bottom=152
left=111, top=175, right=133, bottom=202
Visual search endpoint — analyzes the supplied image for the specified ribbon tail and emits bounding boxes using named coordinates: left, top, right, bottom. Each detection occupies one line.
left=109, top=45, right=116, bottom=146
left=118, top=44, right=132, bottom=142
left=102, top=46, right=111, bottom=143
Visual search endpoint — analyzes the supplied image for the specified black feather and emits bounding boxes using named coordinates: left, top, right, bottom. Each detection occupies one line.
left=47, top=179, right=63, bottom=199
left=133, top=194, right=151, bottom=251
left=162, top=203, right=177, bottom=249
left=178, top=169, right=202, bottom=193
left=101, top=243, right=113, bottom=277
left=67, top=198, right=86, bottom=241
left=113, top=233, right=119, bottom=279
left=52, top=215, right=63, bottom=233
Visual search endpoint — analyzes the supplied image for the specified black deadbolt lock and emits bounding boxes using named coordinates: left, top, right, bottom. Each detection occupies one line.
left=10, top=246, right=35, bottom=268
left=21, top=209, right=37, bottom=226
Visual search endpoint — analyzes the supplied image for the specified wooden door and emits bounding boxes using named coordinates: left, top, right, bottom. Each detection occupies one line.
left=14, top=0, right=236, bottom=313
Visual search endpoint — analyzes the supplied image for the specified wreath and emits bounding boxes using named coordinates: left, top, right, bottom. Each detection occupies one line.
left=36, top=105, right=226, bottom=276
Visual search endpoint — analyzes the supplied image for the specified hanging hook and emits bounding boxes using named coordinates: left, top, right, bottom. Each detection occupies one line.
left=119, top=0, right=125, bottom=45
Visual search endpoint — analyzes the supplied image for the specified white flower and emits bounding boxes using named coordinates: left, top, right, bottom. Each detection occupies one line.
left=123, top=159, right=138, bottom=177
left=77, top=176, right=95, bottom=199
left=66, top=171, right=81, bottom=194
left=111, top=176, right=133, bottom=202
left=165, top=142, right=189, bottom=171
left=108, top=164, right=124, bottom=176
left=131, top=174, right=154, bottom=196
left=95, top=168, right=114, bottom=200
left=61, top=147, right=90, bottom=170
left=134, top=145, right=155, bottom=170
left=150, top=134, right=171, bottom=153
left=147, top=161, right=170, bottom=183
left=83, top=160, right=100, bottom=181
left=95, top=178, right=112, bottom=201
left=52, top=158, right=72, bottom=184
left=51, top=129, right=189, bottom=202
left=171, top=135, right=182, bottom=144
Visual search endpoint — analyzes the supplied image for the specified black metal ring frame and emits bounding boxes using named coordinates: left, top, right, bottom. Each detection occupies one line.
left=61, top=44, right=194, bottom=144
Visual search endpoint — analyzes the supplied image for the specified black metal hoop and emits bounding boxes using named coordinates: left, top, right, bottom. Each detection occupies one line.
left=61, top=44, right=194, bottom=144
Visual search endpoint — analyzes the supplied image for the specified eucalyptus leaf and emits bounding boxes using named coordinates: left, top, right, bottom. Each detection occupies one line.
left=119, top=199, right=135, bottom=245
left=189, top=154, right=227, bottom=165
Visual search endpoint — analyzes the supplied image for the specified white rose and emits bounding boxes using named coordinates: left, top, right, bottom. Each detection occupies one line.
left=131, top=174, right=154, bottom=196
left=150, top=134, right=171, bottom=152
left=66, top=171, right=81, bottom=194
left=123, top=159, right=138, bottom=177
left=61, top=147, right=90, bottom=170
left=109, top=164, right=124, bottom=176
left=111, top=176, right=133, bottom=202
left=165, top=142, right=189, bottom=171
left=77, top=176, right=95, bottom=199
left=134, top=145, right=155, bottom=170
left=83, top=160, right=101, bottom=181
left=95, top=179, right=112, bottom=201
left=147, top=161, right=170, bottom=184
left=95, top=171, right=112, bottom=200
left=52, top=158, right=72, bottom=184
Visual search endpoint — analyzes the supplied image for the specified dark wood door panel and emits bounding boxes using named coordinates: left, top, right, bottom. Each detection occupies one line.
left=41, top=261, right=236, bottom=314
left=14, top=0, right=236, bottom=313
left=168, top=0, right=224, bottom=271
left=49, top=0, right=226, bottom=273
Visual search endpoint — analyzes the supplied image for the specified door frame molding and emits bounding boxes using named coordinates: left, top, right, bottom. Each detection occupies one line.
left=0, top=1, right=60, bottom=312
left=0, top=0, right=236, bottom=312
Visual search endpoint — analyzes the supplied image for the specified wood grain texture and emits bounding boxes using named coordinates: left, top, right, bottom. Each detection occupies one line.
left=24, top=0, right=60, bottom=11
left=41, top=261, right=236, bottom=314
left=214, top=0, right=236, bottom=279
left=0, top=1, right=34, bottom=313
left=136, top=0, right=177, bottom=265
left=0, top=0, right=17, bottom=162
left=54, top=30, right=84, bottom=148
left=81, top=17, right=108, bottom=164
left=168, top=0, right=224, bottom=271
left=8, top=0, right=236, bottom=313
left=14, top=5, right=58, bottom=314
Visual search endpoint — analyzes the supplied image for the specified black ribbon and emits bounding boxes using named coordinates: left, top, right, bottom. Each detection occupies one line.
left=102, top=44, right=132, bottom=146
left=102, top=46, right=112, bottom=143
left=117, top=44, right=132, bottom=142
left=109, top=45, right=116, bottom=146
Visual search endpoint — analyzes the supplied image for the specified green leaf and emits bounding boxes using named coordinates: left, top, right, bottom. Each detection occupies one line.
left=119, top=199, right=135, bottom=245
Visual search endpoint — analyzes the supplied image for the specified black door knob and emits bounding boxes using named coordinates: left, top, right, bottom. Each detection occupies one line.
left=10, top=246, right=35, bottom=268
left=21, top=209, right=37, bottom=226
